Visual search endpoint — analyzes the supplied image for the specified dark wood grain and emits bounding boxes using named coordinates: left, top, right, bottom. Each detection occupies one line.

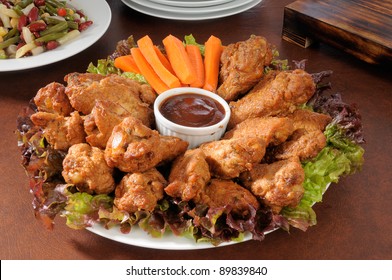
left=282, top=0, right=392, bottom=64
left=1, top=0, right=391, bottom=260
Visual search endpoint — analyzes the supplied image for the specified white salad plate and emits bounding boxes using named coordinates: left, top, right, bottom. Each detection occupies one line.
left=0, top=0, right=111, bottom=72
left=121, top=0, right=262, bottom=21
left=147, top=0, right=234, bottom=8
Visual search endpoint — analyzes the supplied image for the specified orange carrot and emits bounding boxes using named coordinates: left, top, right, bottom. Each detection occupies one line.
left=114, top=55, right=141, bottom=74
left=131, top=47, right=169, bottom=94
left=162, top=34, right=196, bottom=85
left=203, top=35, right=223, bottom=92
left=137, top=35, right=181, bottom=88
left=153, top=45, right=176, bottom=76
left=186, top=44, right=205, bottom=88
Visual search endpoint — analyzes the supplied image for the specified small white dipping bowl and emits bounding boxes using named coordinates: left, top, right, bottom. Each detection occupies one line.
left=154, top=87, right=231, bottom=149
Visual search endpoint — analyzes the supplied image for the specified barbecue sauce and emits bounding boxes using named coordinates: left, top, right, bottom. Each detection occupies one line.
left=159, top=93, right=226, bottom=127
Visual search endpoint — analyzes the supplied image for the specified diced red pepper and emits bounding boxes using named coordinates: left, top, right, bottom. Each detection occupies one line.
left=57, top=8, right=67, bottom=17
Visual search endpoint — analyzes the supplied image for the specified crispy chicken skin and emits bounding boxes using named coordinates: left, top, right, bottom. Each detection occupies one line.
left=228, top=69, right=316, bottom=129
left=289, top=109, right=332, bottom=131
left=64, top=73, right=154, bottom=126
left=272, top=109, right=332, bottom=161
left=200, top=137, right=266, bottom=179
left=217, top=35, right=273, bottom=101
left=104, top=116, right=188, bottom=173
left=240, top=157, right=305, bottom=213
left=33, top=82, right=73, bottom=116
left=165, top=149, right=211, bottom=202
left=223, top=116, right=295, bottom=146
left=62, top=143, right=115, bottom=194
left=196, top=179, right=260, bottom=217
left=273, top=129, right=327, bottom=161
left=114, top=168, right=167, bottom=213
left=30, top=111, right=86, bottom=150
left=84, top=100, right=134, bottom=149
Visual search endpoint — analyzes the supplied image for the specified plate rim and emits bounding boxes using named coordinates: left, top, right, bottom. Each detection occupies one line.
left=147, top=0, right=235, bottom=8
left=86, top=183, right=331, bottom=250
left=121, top=0, right=262, bottom=21
left=129, top=0, right=256, bottom=14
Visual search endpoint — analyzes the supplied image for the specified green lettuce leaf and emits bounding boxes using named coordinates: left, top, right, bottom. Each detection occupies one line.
left=62, top=190, right=115, bottom=230
left=281, top=124, right=365, bottom=230
left=121, top=71, right=148, bottom=84
left=87, top=59, right=121, bottom=75
left=87, top=59, right=147, bottom=84
left=184, top=34, right=205, bottom=56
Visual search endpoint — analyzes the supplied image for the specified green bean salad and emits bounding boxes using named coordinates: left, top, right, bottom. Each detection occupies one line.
left=0, top=0, right=93, bottom=59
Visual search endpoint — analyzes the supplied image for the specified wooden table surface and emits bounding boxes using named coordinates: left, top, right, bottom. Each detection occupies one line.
left=1, top=0, right=391, bottom=260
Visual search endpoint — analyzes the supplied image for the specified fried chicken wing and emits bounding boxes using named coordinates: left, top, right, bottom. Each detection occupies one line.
left=30, top=111, right=86, bottom=150
left=196, top=179, right=260, bottom=217
left=272, top=109, right=332, bottom=161
left=223, top=116, right=295, bottom=146
left=165, top=149, right=211, bottom=202
left=104, top=116, right=188, bottom=173
left=84, top=100, right=134, bottom=149
left=289, top=109, right=332, bottom=131
left=273, top=129, right=327, bottom=161
left=114, top=168, right=167, bottom=213
left=200, top=137, right=266, bottom=179
left=33, top=82, right=73, bottom=116
left=228, top=69, right=316, bottom=129
left=217, top=35, right=273, bottom=101
left=62, top=143, right=115, bottom=194
left=64, top=73, right=154, bottom=126
left=240, top=157, right=305, bottom=213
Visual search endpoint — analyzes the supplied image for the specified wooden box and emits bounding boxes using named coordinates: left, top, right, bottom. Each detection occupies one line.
left=282, top=0, right=392, bottom=64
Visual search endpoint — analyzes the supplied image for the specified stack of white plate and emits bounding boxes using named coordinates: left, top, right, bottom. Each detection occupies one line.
left=121, top=0, right=263, bottom=21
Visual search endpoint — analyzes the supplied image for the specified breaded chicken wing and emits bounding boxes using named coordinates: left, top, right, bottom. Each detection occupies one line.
left=273, top=129, right=327, bottom=161
left=165, top=149, right=211, bottom=202
left=64, top=73, right=155, bottom=126
left=104, top=117, right=188, bottom=173
left=200, top=137, right=266, bottom=179
left=196, top=179, right=260, bottom=217
left=33, top=82, right=73, bottom=116
left=223, top=116, right=295, bottom=146
left=289, top=109, right=332, bottom=131
left=62, top=143, right=115, bottom=194
left=217, top=35, right=273, bottom=101
left=240, top=157, right=305, bottom=213
left=30, top=111, right=86, bottom=150
left=272, top=109, right=332, bottom=161
left=84, top=100, right=134, bottom=149
left=114, top=168, right=167, bottom=213
left=228, top=69, right=316, bottom=129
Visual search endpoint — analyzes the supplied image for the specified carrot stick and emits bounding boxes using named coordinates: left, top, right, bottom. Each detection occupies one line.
left=203, top=35, right=223, bottom=92
left=131, top=47, right=170, bottom=94
left=153, top=45, right=176, bottom=76
left=137, top=35, right=181, bottom=88
left=186, top=44, right=205, bottom=88
left=162, top=34, right=196, bottom=85
left=114, top=55, right=141, bottom=74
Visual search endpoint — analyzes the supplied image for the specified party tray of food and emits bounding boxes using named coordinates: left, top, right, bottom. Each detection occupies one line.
left=16, top=33, right=365, bottom=249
